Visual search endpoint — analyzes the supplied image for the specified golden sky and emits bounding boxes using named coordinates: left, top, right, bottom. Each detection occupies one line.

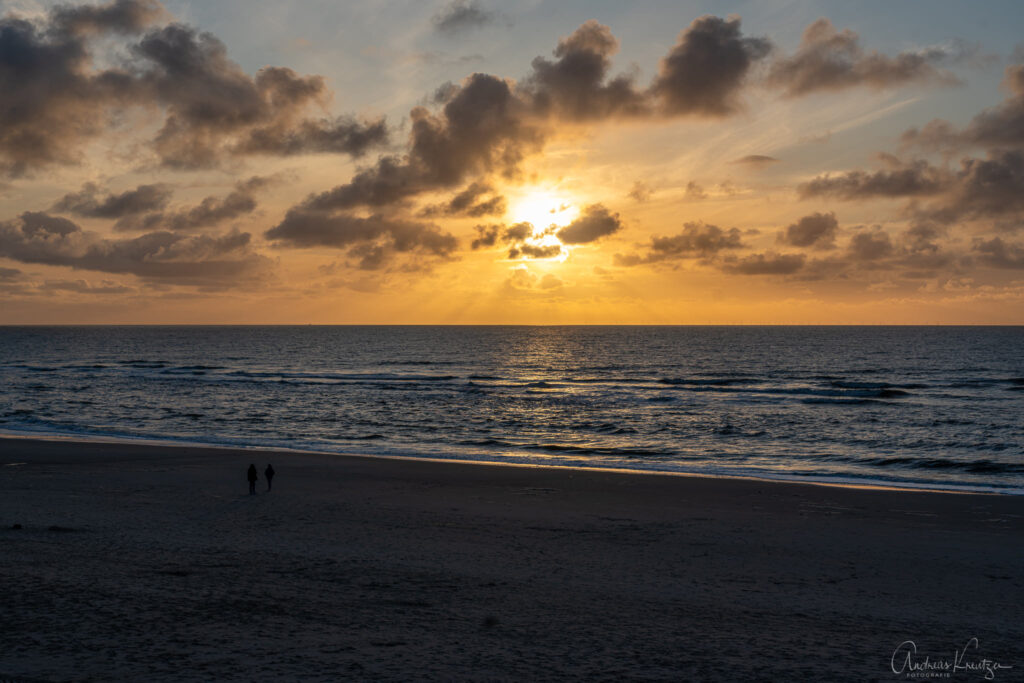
left=2, top=0, right=1023, bottom=323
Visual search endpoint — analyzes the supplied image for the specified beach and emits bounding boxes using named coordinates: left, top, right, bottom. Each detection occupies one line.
left=1, top=437, right=1022, bottom=681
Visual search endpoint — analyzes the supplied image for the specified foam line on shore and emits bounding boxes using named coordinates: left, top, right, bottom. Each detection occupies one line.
left=2, top=432, right=1018, bottom=497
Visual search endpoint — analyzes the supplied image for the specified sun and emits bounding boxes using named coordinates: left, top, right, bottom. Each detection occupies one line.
left=508, top=188, right=580, bottom=233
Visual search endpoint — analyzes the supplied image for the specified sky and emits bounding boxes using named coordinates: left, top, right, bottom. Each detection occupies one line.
left=2, top=0, right=1024, bottom=324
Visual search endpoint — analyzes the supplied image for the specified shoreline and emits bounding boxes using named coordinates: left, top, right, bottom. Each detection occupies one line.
left=2, top=431, right=1019, bottom=497
left=2, top=436, right=1022, bottom=680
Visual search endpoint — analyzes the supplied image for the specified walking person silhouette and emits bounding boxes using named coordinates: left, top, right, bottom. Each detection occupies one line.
left=247, top=463, right=258, bottom=495
left=265, top=464, right=275, bottom=491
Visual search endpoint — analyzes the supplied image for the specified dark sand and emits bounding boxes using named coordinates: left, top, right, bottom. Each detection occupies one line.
left=1, top=437, right=1022, bottom=681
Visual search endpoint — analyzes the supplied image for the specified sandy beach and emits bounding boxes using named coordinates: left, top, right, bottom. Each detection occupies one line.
left=1, top=437, right=1022, bottom=681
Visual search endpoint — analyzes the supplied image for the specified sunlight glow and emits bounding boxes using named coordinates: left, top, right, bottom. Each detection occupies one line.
left=509, top=189, right=579, bottom=233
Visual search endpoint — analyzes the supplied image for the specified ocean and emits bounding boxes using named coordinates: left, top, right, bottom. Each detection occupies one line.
left=1, top=326, right=1022, bottom=493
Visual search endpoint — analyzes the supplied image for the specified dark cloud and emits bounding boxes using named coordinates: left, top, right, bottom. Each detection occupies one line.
left=508, top=242, right=561, bottom=259
left=502, top=222, right=533, bottom=242
left=972, top=237, right=1024, bottom=269
left=901, top=222, right=946, bottom=254
left=614, top=222, right=743, bottom=265
left=0, top=211, right=269, bottom=284
left=420, top=182, right=506, bottom=217
left=902, top=65, right=1024, bottom=151
left=432, top=0, right=495, bottom=35
left=908, top=150, right=1024, bottom=225
left=50, top=0, right=165, bottom=36
left=300, top=73, right=541, bottom=212
left=799, top=144, right=1024, bottom=230
left=470, top=223, right=502, bottom=249
left=112, top=176, right=269, bottom=232
left=798, top=158, right=948, bottom=199
left=651, top=15, right=771, bottom=117
left=0, top=266, right=22, bottom=281
left=556, top=204, right=622, bottom=244
left=0, top=4, right=388, bottom=176
left=720, top=251, right=806, bottom=275
left=767, top=18, right=959, bottom=96
left=265, top=208, right=457, bottom=270
left=0, top=3, right=152, bottom=176
left=134, top=25, right=388, bottom=168
left=235, top=115, right=388, bottom=158
left=522, top=20, right=648, bottom=121
left=778, top=211, right=838, bottom=249
left=52, top=183, right=172, bottom=218
left=733, top=154, right=779, bottom=166
left=281, top=16, right=777, bottom=225
left=848, top=228, right=894, bottom=260
left=467, top=220, right=564, bottom=259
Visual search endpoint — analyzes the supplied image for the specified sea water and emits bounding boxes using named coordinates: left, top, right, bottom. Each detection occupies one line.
left=1, top=326, right=1022, bottom=493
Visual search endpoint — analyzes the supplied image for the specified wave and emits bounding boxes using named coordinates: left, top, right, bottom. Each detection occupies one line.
left=829, top=380, right=927, bottom=390
left=225, top=370, right=459, bottom=383
left=867, top=456, right=1024, bottom=475
left=658, top=377, right=759, bottom=386
left=801, top=398, right=885, bottom=405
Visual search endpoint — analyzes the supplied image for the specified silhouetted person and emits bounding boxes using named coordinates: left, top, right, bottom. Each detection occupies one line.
left=247, top=463, right=258, bottom=495
left=265, top=464, right=275, bottom=491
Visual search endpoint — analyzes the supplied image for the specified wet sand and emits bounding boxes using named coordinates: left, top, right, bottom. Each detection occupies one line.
left=1, top=437, right=1022, bottom=681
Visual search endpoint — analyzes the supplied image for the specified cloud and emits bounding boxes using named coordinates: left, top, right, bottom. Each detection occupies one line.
left=798, top=158, right=947, bottom=199
left=0, top=266, right=22, bottom=281
left=521, top=20, right=648, bottom=121
left=902, top=65, right=1024, bottom=152
left=848, top=228, right=894, bottom=260
left=264, top=208, right=457, bottom=270
left=49, top=0, right=166, bottom=35
left=732, top=154, right=779, bottom=167
left=614, top=222, right=744, bottom=266
left=38, top=278, right=134, bottom=294
left=432, top=0, right=495, bottom=35
left=470, top=223, right=501, bottom=249
left=556, top=204, right=622, bottom=244
left=651, top=15, right=771, bottom=117
left=901, top=222, right=946, bottom=255
left=134, top=25, right=388, bottom=168
left=505, top=266, right=562, bottom=291
left=973, top=237, right=1024, bottom=269
left=0, top=3, right=388, bottom=176
left=922, top=150, right=1024, bottom=223
left=0, top=1, right=158, bottom=176
left=502, top=222, right=533, bottom=242
left=419, top=181, right=506, bottom=217
left=767, top=18, right=959, bottom=96
left=0, top=211, right=269, bottom=284
left=508, top=242, right=561, bottom=259
left=813, top=150, right=1024, bottom=225
left=298, top=73, right=541, bottom=212
left=778, top=211, right=838, bottom=249
left=111, top=176, right=269, bottom=232
left=52, top=183, right=172, bottom=218
left=684, top=181, right=706, bottom=200
left=720, top=251, right=806, bottom=275
left=280, top=17, right=777, bottom=225
left=234, top=114, right=388, bottom=159
left=628, top=181, right=652, bottom=202
left=467, top=220, right=565, bottom=259
left=799, top=134, right=1024, bottom=232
